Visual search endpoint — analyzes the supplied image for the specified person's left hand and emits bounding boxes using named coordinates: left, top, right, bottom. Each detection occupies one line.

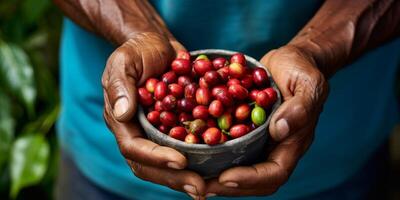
left=205, top=45, right=329, bottom=197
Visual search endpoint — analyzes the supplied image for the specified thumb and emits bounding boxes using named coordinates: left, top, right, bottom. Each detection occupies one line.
left=268, top=95, right=316, bottom=142
left=102, top=50, right=138, bottom=122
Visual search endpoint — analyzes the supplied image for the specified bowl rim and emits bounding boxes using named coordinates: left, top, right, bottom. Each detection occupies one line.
left=138, top=49, right=282, bottom=154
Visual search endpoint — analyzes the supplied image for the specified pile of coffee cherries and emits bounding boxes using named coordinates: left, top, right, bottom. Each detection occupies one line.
left=138, top=51, right=277, bottom=145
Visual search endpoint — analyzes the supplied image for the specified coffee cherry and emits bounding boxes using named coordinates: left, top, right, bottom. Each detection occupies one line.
left=196, top=54, right=209, bottom=61
left=249, top=89, right=260, bottom=101
left=193, top=59, right=213, bottom=76
left=178, top=112, right=193, bottom=124
left=177, top=98, right=197, bottom=112
left=138, top=87, right=154, bottom=106
left=145, top=78, right=158, bottom=93
left=263, top=88, right=277, bottom=103
left=196, top=88, right=211, bottom=105
left=208, top=100, right=224, bottom=117
left=168, top=83, right=183, bottom=98
left=185, top=133, right=199, bottom=144
left=217, top=66, right=230, bottom=82
left=147, top=111, right=160, bottom=125
left=162, top=95, right=177, bottom=111
left=229, top=63, right=245, bottom=79
left=158, top=125, right=170, bottom=134
left=202, top=127, right=221, bottom=145
left=154, top=100, right=164, bottom=111
left=185, top=119, right=207, bottom=135
left=255, top=91, right=271, bottom=108
left=228, top=84, right=248, bottom=100
left=199, top=77, right=209, bottom=88
left=154, top=82, right=168, bottom=100
left=235, top=104, right=251, bottom=121
left=229, top=124, right=250, bottom=138
left=220, top=133, right=228, bottom=144
left=203, top=71, right=220, bottom=86
left=169, top=126, right=187, bottom=141
left=217, top=112, right=232, bottom=130
left=212, top=57, right=228, bottom=69
left=161, top=71, right=177, bottom=84
left=176, top=50, right=190, bottom=60
left=160, top=111, right=176, bottom=127
left=192, top=105, right=209, bottom=120
left=171, top=59, right=191, bottom=75
left=252, top=68, right=269, bottom=87
left=251, top=106, right=266, bottom=126
left=227, top=78, right=241, bottom=87
left=184, top=83, right=198, bottom=100
left=241, top=74, right=253, bottom=89
left=191, top=67, right=198, bottom=78
left=177, top=76, right=192, bottom=87
left=215, top=89, right=233, bottom=106
left=230, top=53, right=246, bottom=65
left=211, top=85, right=228, bottom=97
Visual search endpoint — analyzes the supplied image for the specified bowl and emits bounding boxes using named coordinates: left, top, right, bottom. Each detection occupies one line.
left=138, top=49, right=282, bottom=178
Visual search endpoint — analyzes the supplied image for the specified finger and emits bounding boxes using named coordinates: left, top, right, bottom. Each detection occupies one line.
left=130, top=161, right=206, bottom=199
left=103, top=33, right=177, bottom=121
left=268, top=94, right=315, bottom=141
left=216, top=123, right=315, bottom=191
left=206, top=179, right=276, bottom=197
left=104, top=93, right=187, bottom=169
left=261, top=47, right=327, bottom=142
left=102, top=49, right=138, bottom=122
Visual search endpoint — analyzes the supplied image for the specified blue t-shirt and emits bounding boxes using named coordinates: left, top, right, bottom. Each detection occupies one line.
left=57, top=0, right=400, bottom=199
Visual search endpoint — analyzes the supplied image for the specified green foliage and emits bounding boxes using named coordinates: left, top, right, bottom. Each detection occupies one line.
left=0, top=0, right=62, bottom=199
left=0, top=40, right=36, bottom=115
left=10, top=135, right=50, bottom=199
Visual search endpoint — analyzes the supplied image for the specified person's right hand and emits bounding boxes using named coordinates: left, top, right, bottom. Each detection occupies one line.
left=102, top=32, right=206, bottom=200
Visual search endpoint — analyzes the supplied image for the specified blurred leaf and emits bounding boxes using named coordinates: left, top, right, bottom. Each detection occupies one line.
left=10, top=134, right=49, bottom=199
left=22, top=0, right=50, bottom=25
left=0, top=91, right=14, bottom=170
left=0, top=40, right=36, bottom=116
left=23, top=104, right=59, bottom=134
left=23, top=31, right=48, bottom=50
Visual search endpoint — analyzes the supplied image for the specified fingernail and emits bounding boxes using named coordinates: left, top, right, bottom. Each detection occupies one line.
left=113, top=97, right=129, bottom=118
left=187, top=193, right=198, bottom=200
left=206, top=193, right=216, bottom=197
left=167, top=162, right=182, bottom=169
left=223, top=181, right=238, bottom=188
left=276, top=118, right=289, bottom=140
left=183, top=184, right=197, bottom=195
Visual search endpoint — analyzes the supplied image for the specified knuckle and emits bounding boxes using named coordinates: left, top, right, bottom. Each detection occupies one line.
left=101, top=73, right=109, bottom=89
left=119, top=141, right=133, bottom=159
left=291, top=103, right=308, bottom=119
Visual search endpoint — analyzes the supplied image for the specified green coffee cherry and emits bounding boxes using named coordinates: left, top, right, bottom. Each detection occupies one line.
left=251, top=106, right=266, bottom=126
left=217, top=113, right=232, bottom=130
left=196, top=54, right=209, bottom=61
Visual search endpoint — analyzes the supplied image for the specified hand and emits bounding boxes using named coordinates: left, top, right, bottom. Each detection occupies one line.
left=102, top=32, right=206, bottom=199
left=206, top=45, right=329, bottom=197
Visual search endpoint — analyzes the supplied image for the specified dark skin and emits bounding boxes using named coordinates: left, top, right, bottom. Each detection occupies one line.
left=53, top=0, right=400, bottom=199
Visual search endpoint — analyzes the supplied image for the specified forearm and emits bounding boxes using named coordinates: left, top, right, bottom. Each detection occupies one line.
left=53, top=0, right=172, bottom=45
left=290, top=0, right=400, bottom=78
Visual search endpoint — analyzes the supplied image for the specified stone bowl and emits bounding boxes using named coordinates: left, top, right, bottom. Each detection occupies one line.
left=138, top=49, right=281, bottom=178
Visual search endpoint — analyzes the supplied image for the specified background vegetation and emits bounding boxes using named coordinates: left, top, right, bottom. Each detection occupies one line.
left=0, top=0, right=61, bottom=199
